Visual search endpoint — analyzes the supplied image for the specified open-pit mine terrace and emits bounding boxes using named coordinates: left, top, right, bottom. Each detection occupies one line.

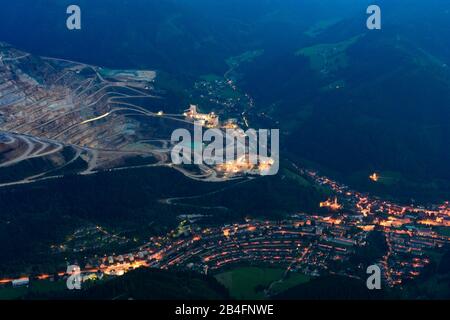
left=0, top=43, right=228, bottom=186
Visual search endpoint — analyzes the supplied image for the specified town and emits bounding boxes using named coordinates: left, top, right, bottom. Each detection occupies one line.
left=2, top=166, right=449, bottom=293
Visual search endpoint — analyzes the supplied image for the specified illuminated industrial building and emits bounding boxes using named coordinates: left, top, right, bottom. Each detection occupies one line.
left=319, top=197, right=343, bottom=211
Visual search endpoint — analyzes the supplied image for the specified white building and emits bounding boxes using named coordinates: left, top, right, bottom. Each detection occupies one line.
left=12, top=278, right=29, bottom=287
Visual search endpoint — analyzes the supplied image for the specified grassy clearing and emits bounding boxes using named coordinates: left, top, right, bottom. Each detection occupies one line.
left=270, top=273, right=311, bottom=294
left=215, top=267, right=284, bottom=300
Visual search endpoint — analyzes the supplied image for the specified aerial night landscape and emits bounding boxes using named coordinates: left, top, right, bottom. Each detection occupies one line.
left=0, top=0, right=450, bottom=314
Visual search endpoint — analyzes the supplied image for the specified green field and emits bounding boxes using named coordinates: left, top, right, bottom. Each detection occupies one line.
left=0, top=286, right=28, bottom=300
left=0, top=280, right=67, bottom=300
left=215, top=267, right=311, bottom=299
left=200, top=74, right=222, bottom=82
left=304, top=18, right=342, bottom=37
left=215, top=267, right=284, bottom=299
left=296, top=35, right=362, bottom=72
left=226, top=50, right=264, bottom=68
left=269, top=273, right=311, bottom=295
